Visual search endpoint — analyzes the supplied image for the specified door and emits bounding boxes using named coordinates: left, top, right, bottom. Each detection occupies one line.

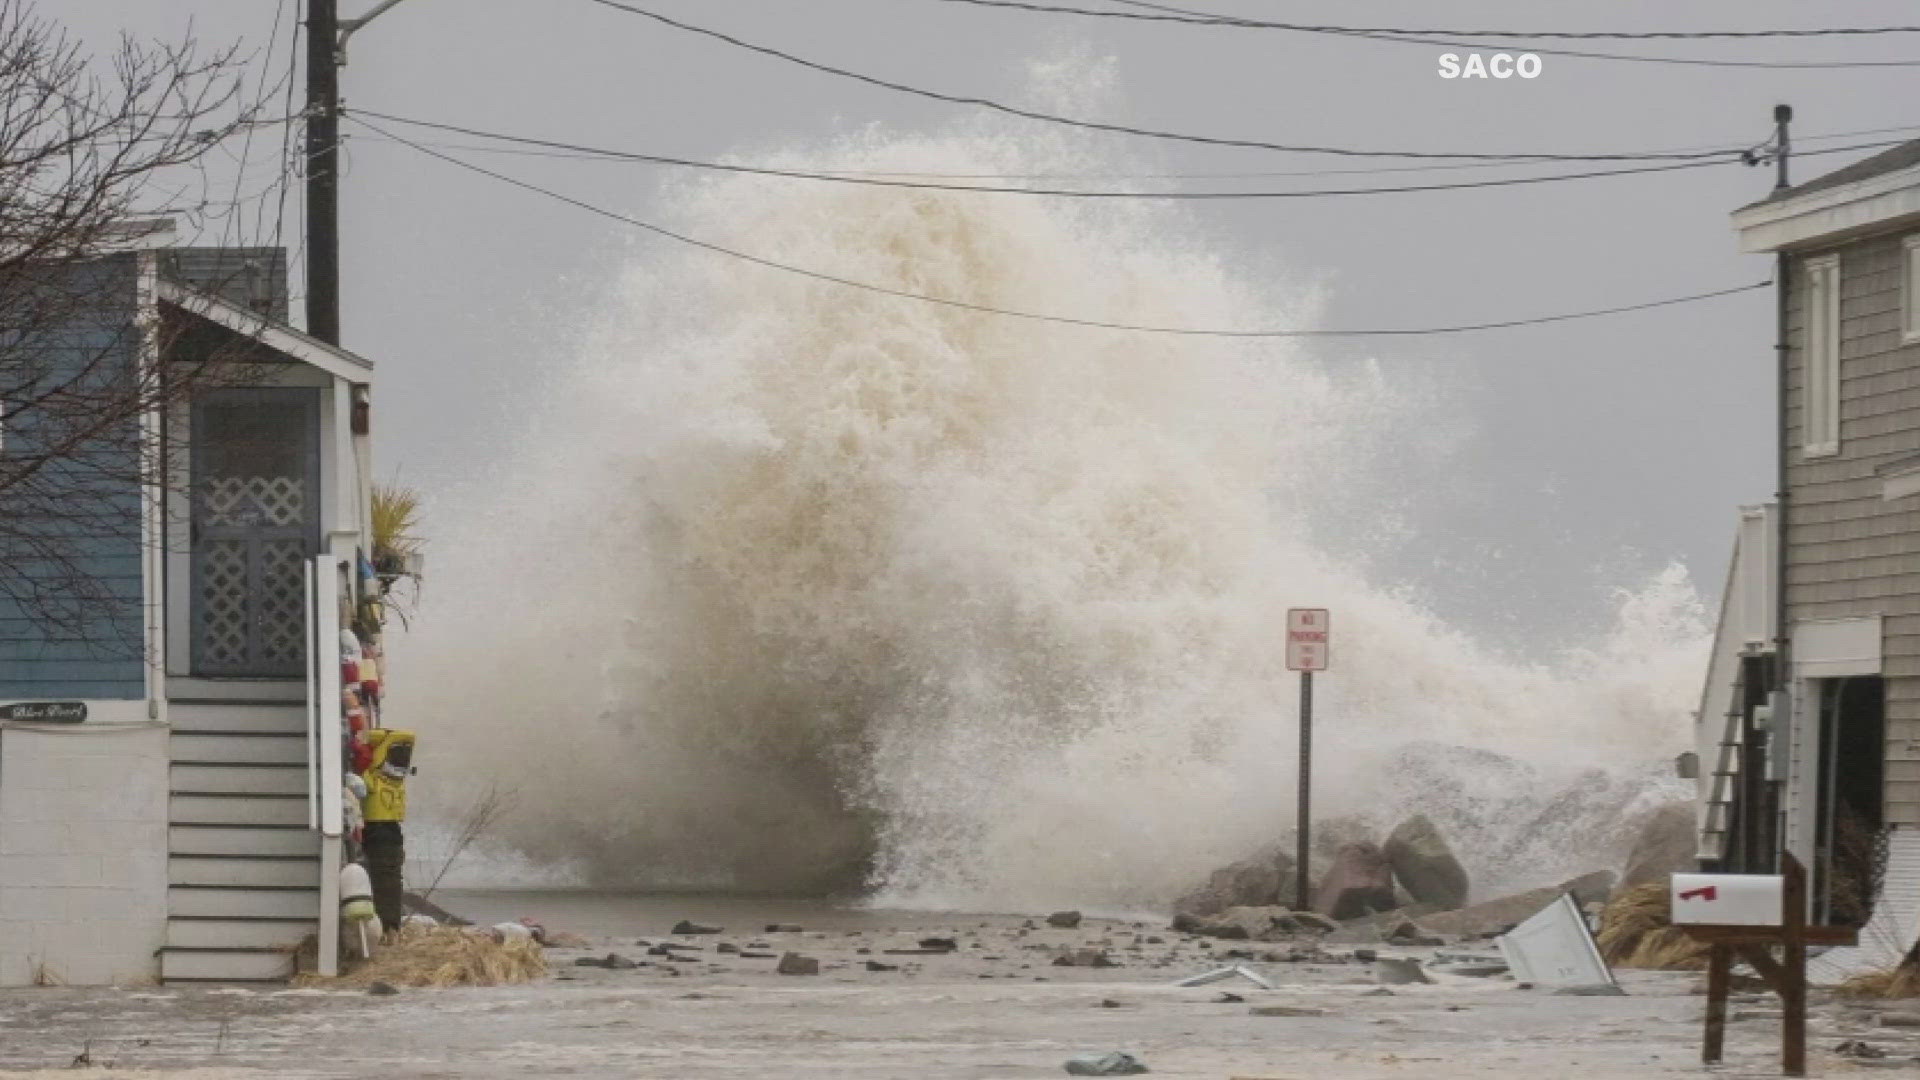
left=191, top=388, right=321, bottom=677
left=1813, top=675, right=1886, bottom=925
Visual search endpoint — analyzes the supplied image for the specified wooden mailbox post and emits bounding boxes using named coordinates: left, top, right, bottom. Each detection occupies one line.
left=1677, top=854, right=1857, bottom=1077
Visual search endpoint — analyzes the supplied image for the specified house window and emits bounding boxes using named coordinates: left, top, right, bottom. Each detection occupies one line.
left=1903, top=234, right=1920, bottom=345
left=1803, top=253, right=1841, bottom=458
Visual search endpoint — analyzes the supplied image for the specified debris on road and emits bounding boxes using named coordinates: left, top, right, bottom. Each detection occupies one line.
left=1063, top=1050, right=1150, bottom=1075
left=777, top=952, right=821, bottom=975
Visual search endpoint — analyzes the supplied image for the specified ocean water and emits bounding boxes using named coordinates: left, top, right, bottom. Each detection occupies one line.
left=389, top=59, right=1709, bottom=913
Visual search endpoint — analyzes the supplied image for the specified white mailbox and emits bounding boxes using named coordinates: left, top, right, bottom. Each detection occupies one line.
left=1670, top=873, right=1785, bottom=926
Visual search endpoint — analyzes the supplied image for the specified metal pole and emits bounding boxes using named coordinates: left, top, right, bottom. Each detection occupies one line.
left=1295, top=670, right=1312, bottom=910
left=1772, top=104, right=1792, bottom=696
left=1773, top=103, right=1793, bottom=192
left=306, top=0, right=341, bottom=345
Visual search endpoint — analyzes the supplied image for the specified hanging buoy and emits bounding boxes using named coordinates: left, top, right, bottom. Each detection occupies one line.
left=340, top=862, right=377, bottom=923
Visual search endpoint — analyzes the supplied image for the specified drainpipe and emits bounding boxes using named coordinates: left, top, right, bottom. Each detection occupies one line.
left=1771, top=105, right=1793, bottom=879
left=1771, top=104, right=1792, bottom=696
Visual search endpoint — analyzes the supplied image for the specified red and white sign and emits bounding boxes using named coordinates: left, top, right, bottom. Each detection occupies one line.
left=1286, top=608, right=1330, bottom=671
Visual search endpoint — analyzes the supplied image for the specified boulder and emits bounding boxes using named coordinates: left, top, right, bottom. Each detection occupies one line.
left=1190, top=906, right=1337, bottom=941
left=1173, top=848, right=1298, bottom=918
left=1616, top=801, right=1697, bottom=893
left=1313, top=843, right=1398, bottom=922
left=1047, top=911, right=1083, bottom=928
left=1383, top=815, right=1469, bottom=910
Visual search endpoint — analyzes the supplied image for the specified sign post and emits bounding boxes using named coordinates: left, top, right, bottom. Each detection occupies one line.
left=1286, top=609, right=1329, bottom=910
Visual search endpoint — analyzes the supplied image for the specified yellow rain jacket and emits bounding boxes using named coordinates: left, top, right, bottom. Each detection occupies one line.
left=362, top=729, right=416, bottom=823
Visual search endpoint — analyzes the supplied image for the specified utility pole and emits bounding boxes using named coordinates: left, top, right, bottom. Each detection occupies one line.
left=304, top=1, right=410, bottom=347
left=305, top=0, right=341, bottom=346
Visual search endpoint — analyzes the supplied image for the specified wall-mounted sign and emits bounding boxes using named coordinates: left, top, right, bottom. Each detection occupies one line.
left=0, top=701, right=88, bottom=723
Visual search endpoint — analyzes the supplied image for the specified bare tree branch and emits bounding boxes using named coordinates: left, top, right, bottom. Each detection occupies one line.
left=0, top=0, right=281, bottom=647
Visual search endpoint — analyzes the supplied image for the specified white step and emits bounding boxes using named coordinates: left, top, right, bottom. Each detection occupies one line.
left=170, top=825, right=319, bottom=857
left=171, top=763, right=309, bottom=796
left=166, top=916, right=317, bottom=950
left=171, top=793, right=310, bottom=827
left=169, top=884, right=320, bottom=919
left=169, top=700, right=307, bottom=735
left=160, top=947, right=297, bottom=983
left=171, top=731, right=309, bottom=765
left=171, top=855, right=319, bottom=888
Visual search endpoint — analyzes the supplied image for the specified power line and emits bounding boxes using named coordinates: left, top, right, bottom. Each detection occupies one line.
left=574, top=0, right=1765, bottom=160
left=351, top=109, right=1917, bottom=200
left=346, top=118, right=1920, bottom=183
left=1098, top=0, right=1920, bottom=69
left=935, top=0, right=1920, bottom=41
left=349, top=108, right=1784, bottom=198
left=352, top=116, right=1772, bottom=340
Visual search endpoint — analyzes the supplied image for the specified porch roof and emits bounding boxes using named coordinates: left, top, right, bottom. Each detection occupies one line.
left=157, top=278, right=375, bottom=384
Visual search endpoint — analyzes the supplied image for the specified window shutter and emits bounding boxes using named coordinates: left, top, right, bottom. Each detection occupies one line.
left=1903, top=234, right=1920, bottom=344
left=1802, top=254, right=1841, bottom=457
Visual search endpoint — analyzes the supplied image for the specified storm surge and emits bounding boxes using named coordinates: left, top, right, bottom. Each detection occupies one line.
left=392, top=86, right=1710, bottom=909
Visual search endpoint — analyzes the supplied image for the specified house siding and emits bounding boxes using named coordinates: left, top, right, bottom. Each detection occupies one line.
left=0, top=255, right=146, bottom=701
left=1782, top=228, right=1920, bottom=826
left=156, top=248, right=288, bottom=323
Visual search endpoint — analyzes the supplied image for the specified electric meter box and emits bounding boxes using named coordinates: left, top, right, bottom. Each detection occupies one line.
left=1669, top=873, right=1784, bottom=926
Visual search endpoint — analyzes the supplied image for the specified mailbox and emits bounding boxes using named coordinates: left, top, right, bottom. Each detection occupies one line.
left=1670, top=873, right=1784, bottom=926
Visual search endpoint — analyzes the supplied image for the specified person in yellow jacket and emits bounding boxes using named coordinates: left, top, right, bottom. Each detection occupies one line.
left=360, top=730, right=415, bottom=932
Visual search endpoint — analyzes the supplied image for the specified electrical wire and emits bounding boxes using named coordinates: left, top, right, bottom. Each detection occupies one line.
left=351, top=115, right=1772, bottom=340
left=346, top=109, right=1908, bottom=201
left=575, top=0, right=1770, bottom=159
left=347, top=109, right=1774, bottom=197
left=270, top=1, right=304, bottom=259
left=342, top=119, right=1920, bottom=183
left=935, top=0, right=1920, bottom=40
left=1096, top=0, right=1920, bottom=68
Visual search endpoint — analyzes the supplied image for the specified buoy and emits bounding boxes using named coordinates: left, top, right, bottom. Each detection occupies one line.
left=341, top=862, right=376, bottom=922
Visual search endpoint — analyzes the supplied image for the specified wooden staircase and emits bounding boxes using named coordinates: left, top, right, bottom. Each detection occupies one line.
left=160, top=685, right=320, bottom=983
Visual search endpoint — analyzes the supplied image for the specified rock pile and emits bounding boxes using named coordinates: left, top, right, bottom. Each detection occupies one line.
left=1169, top=801, right=1689, bottom=941
left=1173, top=815, right=1472, bottom=933
left=1172, top=848, right=1297, bottom=918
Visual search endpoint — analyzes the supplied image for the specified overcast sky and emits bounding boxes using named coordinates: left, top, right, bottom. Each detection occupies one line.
left=61, top=0, right=1920, bottom=651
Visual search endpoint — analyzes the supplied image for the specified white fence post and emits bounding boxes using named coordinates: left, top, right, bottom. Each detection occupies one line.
left=311, top=556, right=346, bottom=977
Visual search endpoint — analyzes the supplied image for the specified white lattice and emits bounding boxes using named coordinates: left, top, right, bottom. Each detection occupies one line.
left=202, top=475, right=306, bottom=528
left=258, top=540, right=305, bottom=665
left=198, top=539, right=249, bottom=666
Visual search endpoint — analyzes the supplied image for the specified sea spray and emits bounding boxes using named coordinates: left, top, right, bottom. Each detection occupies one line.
left=390, top=69, right=1709, bottom=908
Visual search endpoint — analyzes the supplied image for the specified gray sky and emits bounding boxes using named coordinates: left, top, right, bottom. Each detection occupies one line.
left=63, top=0, right=1920, bottom=651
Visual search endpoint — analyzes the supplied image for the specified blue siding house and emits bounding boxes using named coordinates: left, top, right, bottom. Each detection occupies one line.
left=0, top=235, right=378, bottom=985
left=0, top=254, right=148, bottom=702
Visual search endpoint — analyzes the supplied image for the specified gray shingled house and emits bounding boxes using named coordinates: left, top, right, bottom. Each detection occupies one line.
left=1697, top=137, right=1920, bottom=966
